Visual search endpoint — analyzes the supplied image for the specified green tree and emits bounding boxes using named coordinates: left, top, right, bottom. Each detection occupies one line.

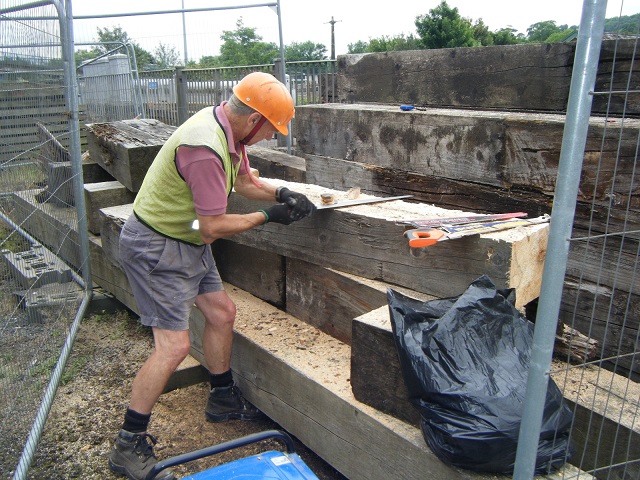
left=75, top=48, right=97, bottom=66
left=492, top=27, right=523, bottom=45
left=415, top=1, right=475, bottom=49
left=472, top=19, right=494, bottom=46
left=526, top=20, right=562, bottom=42
left=285, top=41, right=327, bottom=61
left=347, top=40, right=369, bottom=54
left=218, top=18, right=279, bottom=66
left=604, top=13, right=640, bottom=34
left=545, top=28, right=578, bottom=42
left=154, top=42, right=181, bottom=67
left=94, top=26, right=155, bottom=69
left=367, top=34, right=421, bottom=52
left=197, top=56, right=220, bottom=68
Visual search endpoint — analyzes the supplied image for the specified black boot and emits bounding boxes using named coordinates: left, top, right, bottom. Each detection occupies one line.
left=108, top=430, right=175, bottom=480
left=205, top=384, right=265, bottom=422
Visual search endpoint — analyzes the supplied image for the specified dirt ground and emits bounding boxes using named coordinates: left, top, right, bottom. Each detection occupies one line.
left=26, top=307, right=347, bottom=480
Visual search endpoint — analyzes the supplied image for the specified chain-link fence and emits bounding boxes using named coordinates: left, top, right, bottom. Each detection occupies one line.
left=0, top=1, right=91, bottom=478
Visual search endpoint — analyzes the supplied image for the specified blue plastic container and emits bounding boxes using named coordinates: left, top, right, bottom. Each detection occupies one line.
left=183, top=450, right=319, bottom=479
left=145, top=430, right=320, bottom=480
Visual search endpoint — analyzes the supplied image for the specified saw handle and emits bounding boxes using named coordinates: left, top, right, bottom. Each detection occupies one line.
left=404, top=228, right=444, bottom=248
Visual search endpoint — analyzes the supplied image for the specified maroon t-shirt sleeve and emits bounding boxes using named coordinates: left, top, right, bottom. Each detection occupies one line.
left=175, top=145, right=229, bottom=216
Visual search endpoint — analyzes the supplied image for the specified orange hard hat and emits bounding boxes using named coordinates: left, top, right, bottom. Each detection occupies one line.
left=233, top=72, right=295, bottom=135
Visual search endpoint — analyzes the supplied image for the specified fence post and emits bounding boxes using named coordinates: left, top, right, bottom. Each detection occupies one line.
left=274, top=59, right=287, bottom=148
left=512, top=0, right=608, bottom=477
left=176, top=66, right=188, bottom=125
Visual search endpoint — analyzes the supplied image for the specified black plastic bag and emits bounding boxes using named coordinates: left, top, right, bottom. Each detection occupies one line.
left=388, top=275, right=573, bottom=474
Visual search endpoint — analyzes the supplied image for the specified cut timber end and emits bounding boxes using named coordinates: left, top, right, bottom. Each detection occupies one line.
left=495, top=222, right=549, bottom=307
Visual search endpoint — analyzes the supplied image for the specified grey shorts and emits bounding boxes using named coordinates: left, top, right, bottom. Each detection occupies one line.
left=119, top=214, right=224, bottom=331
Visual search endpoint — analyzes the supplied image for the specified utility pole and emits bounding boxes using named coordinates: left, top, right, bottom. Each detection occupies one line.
left=181, top=0, right=188, bottom=65
left=325, top=16, right=341, bottom=59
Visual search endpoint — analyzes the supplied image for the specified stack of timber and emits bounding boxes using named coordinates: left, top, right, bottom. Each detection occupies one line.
left=11, top=117, right=595, bottom=479
left=321, top=40, right=640, bottom=379
left=294, top=102, right=640, bottom=379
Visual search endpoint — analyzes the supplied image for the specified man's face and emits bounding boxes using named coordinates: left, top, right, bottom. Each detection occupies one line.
left=248, top=119, right=279, bottom=145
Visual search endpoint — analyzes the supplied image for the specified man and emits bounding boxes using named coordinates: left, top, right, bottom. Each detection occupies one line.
left=108, top=71, right=315, bottom=480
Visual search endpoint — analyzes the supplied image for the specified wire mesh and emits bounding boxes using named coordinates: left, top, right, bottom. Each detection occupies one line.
left=0, top=2, right=88, bottom=477
left=516, top=2, right=640, bottom=478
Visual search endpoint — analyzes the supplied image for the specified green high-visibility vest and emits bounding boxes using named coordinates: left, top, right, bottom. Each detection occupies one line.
left=134, top=106, right=241, bottom=245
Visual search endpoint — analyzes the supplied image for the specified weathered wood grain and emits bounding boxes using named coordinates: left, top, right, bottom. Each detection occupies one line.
left=86, top=119, right=176, bottom=192
left=295, top=104, right=640, bottom=210
left=212, top=239, right=286, bottom=309
left=226, top=182, right=548, bottom=309
left=246, top=145, right=306, bottom=183
left=286, top=258, right=390, bottom=344
left=335, top=40, right=639, bottom=116
left=84, top=181, right=136, bottom=235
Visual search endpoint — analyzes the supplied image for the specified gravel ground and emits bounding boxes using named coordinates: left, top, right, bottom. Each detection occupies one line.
left=24, top=307, right=347, bottom=480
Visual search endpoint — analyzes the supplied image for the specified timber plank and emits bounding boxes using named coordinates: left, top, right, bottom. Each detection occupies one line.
left=85, top=118, right=177, bottom=192
left=336, top=43, right=574, bottom=110
left=560, top=280, right=640, bottom=379
left=334, top=40, right=638, bottom=116
left=246, top=145, right=306, bottom=183
left=295, top=104, right=640, bottom=210
left=286, top=257, right=434, bottom=345
left=352, top=307, right=421, bottom=427
left=212, top=239, right=286, bottom=308
left=9, top=190, right=82, bottom=269
left=226, top=180, right=548, bottom=309
left=89, top=236, right=137, bottom=311
left=84, top=181, right=136, bottom=235
left=305, top=155, right=638, bottom=288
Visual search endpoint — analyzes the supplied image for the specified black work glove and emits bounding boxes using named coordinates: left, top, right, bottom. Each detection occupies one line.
left=276, top=187, right=317, bottom=221
left=260, top=204, right=293, bottom=225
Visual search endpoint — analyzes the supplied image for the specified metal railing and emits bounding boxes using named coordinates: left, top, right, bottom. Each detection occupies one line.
left=136, top=60, right=337, bottom=127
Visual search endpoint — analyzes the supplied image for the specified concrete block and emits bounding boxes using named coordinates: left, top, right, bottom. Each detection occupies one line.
left=2, top=244, right=73, bottom=289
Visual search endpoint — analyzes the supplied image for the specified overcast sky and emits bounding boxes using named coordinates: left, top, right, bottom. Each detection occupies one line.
left=71, top=0, right=640, bottom=61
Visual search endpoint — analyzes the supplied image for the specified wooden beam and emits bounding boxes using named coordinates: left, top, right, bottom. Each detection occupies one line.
left=246, top=145, right=306, bottom=183
left=334, top=40, right=637, bottom=116
left=84, top=181, right=135, bottom=235
left=286, top=257, right=434, bottom=345
left=295, top=104, right=640, bottom=212
left=212, top=239, right=286, bottom=309
left=226, top=181, right=549, bottom=309
left=85, top=118, right=176, bottom=192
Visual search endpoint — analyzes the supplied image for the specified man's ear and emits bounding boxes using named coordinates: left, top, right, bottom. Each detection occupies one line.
left=248, top=112, right=262, bottom=125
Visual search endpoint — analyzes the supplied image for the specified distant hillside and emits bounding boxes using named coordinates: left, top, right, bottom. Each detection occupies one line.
left=604, top=13, right=640, bottom=34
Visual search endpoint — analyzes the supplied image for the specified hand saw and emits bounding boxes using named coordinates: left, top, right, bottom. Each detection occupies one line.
left=316, top=195, right=412, bottom=210
left=399, top=212, right=528, bottom=229
left=404, top=215, right=550, bottom=248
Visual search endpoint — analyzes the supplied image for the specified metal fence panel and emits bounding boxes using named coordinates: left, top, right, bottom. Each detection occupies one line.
left=515, top=1, right=640, bottom=478
left=0, top=2, right=90, bottom=478
left=137, top=61, right=336, bottom=128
